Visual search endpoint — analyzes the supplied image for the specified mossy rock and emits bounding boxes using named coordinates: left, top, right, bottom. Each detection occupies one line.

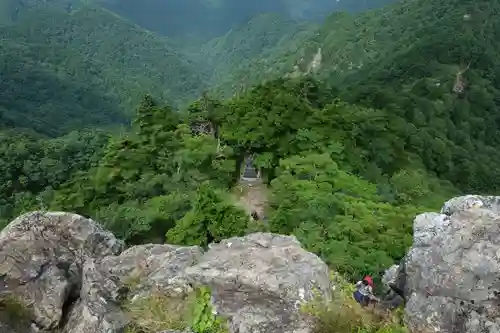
left=0, top=295, right=33, bottom=331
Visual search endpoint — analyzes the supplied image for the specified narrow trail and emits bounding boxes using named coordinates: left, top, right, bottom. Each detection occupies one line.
left=233, top=180, right=268, bottom=220
left=232, top=157, right=269, bottom=220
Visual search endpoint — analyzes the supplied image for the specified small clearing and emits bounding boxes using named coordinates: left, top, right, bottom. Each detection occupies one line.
left=232, top=179, right=269, bottom=220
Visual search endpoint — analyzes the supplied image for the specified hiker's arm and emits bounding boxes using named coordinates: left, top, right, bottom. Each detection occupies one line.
left=368, top=286, right=376, bottom=298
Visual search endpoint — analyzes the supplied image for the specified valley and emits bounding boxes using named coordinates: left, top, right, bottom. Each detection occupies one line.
left=0, top=3, right=499, bottom=331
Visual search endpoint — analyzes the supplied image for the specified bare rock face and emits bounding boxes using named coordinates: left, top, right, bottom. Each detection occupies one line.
left=0, top=211, right=331, bottom=333
left=64, top=233, right=330, bottom=333
left=63, top=244, right=203, bottom=333
left=399, top=196, right=500, bottom=333
left=440, top=195, right=500, bottom=215
left=0, top=211, right=124, bottom=330
left=382, top=264, right=399, bottom=289
left=184, top=233, right=332, bottom=333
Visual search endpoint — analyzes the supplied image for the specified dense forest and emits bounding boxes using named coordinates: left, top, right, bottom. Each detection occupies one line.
left=0, top=0, right=396, bottom=40
left=0, top=76, right=461, bottom=282
left=1, top=0, right=500, bottom=293
left=0, top=5, right=208, bottom=135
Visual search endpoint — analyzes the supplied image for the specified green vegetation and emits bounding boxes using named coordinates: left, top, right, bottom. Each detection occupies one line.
left=198, top=13, right=316, bottom=89
left=0, top=5, right=207, bottom=136
left=38, top=76, right=460, bottom=282
left=123, top=286, right=227, bottom=333
left=124, top=293, right=191, bottom=332
left=1, top=0, right=500, bottom=330
left=0, top=39, right=126, bottom=136
left=0, top=129, right=110, bottom=227
left=216, top=0, right=500, bottom=193
left=190, top=286, right=228, bottom=333
left=95, top=0, right=395, bottom=41
left=304, top=273, right=407, bottom=333
left=3, top=0, right=498, bottom=283
left=0, top=295, right=33, bottom=330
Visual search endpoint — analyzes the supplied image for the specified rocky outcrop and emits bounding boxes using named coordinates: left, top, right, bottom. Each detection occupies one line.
left=0, top=211, right=124, bottom=330
left=0, top=212, right=331, bottom=333
left=63, top=244, right=203, bottom=333
left=398, top=195, right=500, bottom=333
left=184, top=233, right=331, bottom=333
left=440, top=195, right=500, bottom=215
left=382, top=264, right=399, bottom=289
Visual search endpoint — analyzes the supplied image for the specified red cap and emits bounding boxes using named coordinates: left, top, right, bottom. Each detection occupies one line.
left=363, top=276, right=374, bottom=287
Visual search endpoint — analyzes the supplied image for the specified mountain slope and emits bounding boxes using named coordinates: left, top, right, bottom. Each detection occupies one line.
left=331, top=0, right=500, bottom=193
left=0, top=0, right=83, bottom=24
left=214, top=0, right=500, bottom=193
left=0, top=6, right=208, bottom=135
left=314, top=0, right=500, bottom=193
left=198, top=13, right=316, bottom=86
left=0, top=39, right=126, bottom=136
left=219, top=0, right=498, bottom=90
left=96, top=0, right=397, bottom=41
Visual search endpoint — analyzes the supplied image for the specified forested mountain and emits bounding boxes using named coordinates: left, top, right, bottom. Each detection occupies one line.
left=2, top=0, right=397, bottom=40
left=1, top=0, right=500, bottom=319
left=198, top=13, right=316, bottom=85
left=0, top=39, right=126, bottom=136
left=0, top=5, right=207, bottom=136
left=213, top=0, right=500, bottom=195
left=95, top=0, right=396, bottom=41
left=29, top=79, right=458, bottom=278
left=326, top=0, right=500, bottom=193
left=220, top=0, right=499, bottom=93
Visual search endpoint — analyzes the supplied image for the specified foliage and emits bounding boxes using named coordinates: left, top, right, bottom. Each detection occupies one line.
left=198, top=13, right=317, bottom=93
left=166, top=182, right=248, bottom=248
left=123, top=293, right=191, bottom=333
left=0, top=39, right=126, bottom=136
left=92, top=0, right=395, bottom=41
left=268, top=153, right=422, bottom=279
left=50, top=95, right=240, bottom=244
left=4, top=75, right=465, bottom=280
left=123, top=286, right=227, bottom=333
left=3, top=1, right=500, bottom=330
left=0, top=129, right=110, bottom=228
left=0, top=295, right=33, bottom=330
left=218, top=0, right=500, bottom=196
left=4, top=0, right=500, bottom=295
left=0, top=296, right=31, bottom=322
left=189, top=286, right=228, bottom=333
left=0, top=5, right=207, bottom=136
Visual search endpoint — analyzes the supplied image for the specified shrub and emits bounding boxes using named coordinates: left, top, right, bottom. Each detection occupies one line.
left=189, top=286, right=229, bottom=333
left=123, top=285, right=228, bottom=333
left=124, top=292, right=190, bottom=333
left=0, top=295, right=33, bottom=329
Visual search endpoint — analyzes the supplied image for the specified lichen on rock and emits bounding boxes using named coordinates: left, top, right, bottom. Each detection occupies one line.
left=396, top=195, right=500, bottom=333
left=0, top=212, right=332, bottom=333
left=0, top=211, right=124, bottom=330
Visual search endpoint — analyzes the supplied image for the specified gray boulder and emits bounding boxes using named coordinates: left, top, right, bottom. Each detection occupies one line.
left=400, top=196, right=500, bottom=333
left=63, top=244, right=203, bottom=333
left=441, top=195, right=500, bottom=215
left=0, top=211, right=123, bottom=330
left=0, top=209, right=332, bottom=333
left=65, top=233, right=330, bottom=333
left=380, top=264, right=404, bottom=310
left=184, top=233, right=332, bottom=333
left=382, top=264, right=399, bottom=289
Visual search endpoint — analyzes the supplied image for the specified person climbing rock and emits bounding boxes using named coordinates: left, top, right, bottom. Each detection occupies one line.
left=353, top=275, right=375, bottom=307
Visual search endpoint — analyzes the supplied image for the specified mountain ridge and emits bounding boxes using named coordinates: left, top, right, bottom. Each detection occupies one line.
left=0, top=4, right=209, bottom=135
